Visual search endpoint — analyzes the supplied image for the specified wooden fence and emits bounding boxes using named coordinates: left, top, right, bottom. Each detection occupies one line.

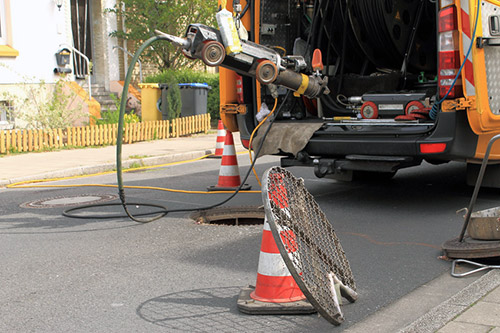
left=0, top=113, right=211, bottom=155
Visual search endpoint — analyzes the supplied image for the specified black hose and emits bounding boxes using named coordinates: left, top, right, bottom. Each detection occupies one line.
left=336, top=0, right=350, bottom=95
left=348, top=1, right=403, bottom=66
left=325, top=0, right=340, bottom=72
left=313, top=0, right=329, bottom=50
left=64, top=32, right=292, bottom=222
left=303, top=0, right=321, bottom=58
left=237, top=0, right=250, bottom=19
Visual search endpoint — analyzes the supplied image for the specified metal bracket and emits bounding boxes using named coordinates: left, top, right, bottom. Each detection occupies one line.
left=451, top=259, right=500, bottom=277
left=457, top=96, right=475, bottom=110
left=476, top=36, right=500, bottom=48
left=221, top=104, right=247, bottom=115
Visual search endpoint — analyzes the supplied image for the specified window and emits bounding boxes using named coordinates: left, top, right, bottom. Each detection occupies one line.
left=0, top=0, right=18, bottom=57
left=0, top=100, right=14, bottom=129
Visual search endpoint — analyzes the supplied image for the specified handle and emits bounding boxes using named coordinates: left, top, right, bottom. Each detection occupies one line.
left=458, top=133, right=500, bottom=242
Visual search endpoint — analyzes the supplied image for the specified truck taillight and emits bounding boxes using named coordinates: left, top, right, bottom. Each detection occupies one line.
left=438, top=5, right=463, bottom=99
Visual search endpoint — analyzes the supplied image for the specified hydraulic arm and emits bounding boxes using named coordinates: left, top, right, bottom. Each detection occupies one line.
left=156, top=24, right=329, bottom=99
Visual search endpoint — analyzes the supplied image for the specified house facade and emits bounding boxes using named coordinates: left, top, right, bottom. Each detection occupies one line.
left=0, top=0, right=127, bottom=129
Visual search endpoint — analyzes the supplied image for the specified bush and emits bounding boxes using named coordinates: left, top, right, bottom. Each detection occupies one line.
left=93, top=94, right=140, bottom=125
left=145, top=69, right=219, bottom=121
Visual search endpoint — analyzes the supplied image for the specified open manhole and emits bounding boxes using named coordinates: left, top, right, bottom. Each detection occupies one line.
left=20, top=194, right=118, bottom=209
left=190, top=206, right=264, bottom=226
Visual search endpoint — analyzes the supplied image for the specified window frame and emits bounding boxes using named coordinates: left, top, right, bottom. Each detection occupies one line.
left=0, top=0, right=8, bottom=45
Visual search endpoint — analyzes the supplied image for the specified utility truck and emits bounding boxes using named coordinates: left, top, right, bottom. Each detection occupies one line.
left=164, top=0, right=500, bottom=186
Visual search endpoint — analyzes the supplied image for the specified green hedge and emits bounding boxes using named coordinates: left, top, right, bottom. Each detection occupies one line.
left=145, top=69, right=220, bottom=121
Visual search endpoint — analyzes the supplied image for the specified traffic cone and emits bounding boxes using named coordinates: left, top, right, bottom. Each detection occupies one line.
left=237, top=216, right=315, bottom=314
left=207, top=131, right=251, bottom=191
left=208, top=120, right=226, bottom=158
left=237, top=173, right=315, bottom=314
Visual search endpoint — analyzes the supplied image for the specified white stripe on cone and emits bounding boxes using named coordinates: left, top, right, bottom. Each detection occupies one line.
left=219, top=165, right=240, bottom=176
left=256, top=252, right=291, bottom=277
left=222, top=143, right=236, bottom=155
left=256, top=219, right=294, bottom=277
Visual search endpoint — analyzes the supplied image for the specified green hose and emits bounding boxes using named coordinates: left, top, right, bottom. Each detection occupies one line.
left=114, top=35, right=289, bottom=224
left=117, top=35, right=170, bottom=223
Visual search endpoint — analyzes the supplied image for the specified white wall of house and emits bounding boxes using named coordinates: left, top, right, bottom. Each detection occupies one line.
left=0, top=0, right=121, bottom=85
left=0, top=0, right=121, bottom=129
left=104, top=0, right=120, bottom=82
left=0, top=0, right=73, bottom=84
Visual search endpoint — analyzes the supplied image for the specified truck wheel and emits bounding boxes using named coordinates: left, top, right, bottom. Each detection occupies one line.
left=201, top=41, right=225, bottom=67
left=360, top=101, right=378, bottom=119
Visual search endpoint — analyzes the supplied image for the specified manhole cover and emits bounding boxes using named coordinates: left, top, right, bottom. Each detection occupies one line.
left=20, top=194, right=118, bottom=209
left=190, top=206, right=264, bottom=226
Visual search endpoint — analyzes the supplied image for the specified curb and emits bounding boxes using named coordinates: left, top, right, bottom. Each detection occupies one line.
left=0, top=149, right=214, bottom=188
left=399, top=269, right=500, bottom=332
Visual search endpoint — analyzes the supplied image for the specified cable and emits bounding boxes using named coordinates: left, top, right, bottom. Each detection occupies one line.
left=237, top=0, right=250, bottom=20
left=429, top=0, right=480, bottom=120
left=248, top=98, right=278, bottom=186
left=62, top=30, right=291, bottom=222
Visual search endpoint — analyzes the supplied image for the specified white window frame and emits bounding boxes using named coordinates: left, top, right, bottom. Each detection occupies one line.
left=0, top=0, right=7, bottom=45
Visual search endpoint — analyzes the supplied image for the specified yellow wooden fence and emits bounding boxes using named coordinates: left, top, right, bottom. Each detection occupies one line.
left=0, top=113, right=211, bottom=154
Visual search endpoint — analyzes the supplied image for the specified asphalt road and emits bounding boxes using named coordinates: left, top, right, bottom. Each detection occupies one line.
left=0, top=155, right=496, bottom=332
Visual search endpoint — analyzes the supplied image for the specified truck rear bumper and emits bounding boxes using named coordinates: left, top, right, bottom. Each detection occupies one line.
left=281, top=111, right=478, bottom=175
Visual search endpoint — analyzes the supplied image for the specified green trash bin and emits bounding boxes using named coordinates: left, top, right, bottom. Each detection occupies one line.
left=178, top=83, right=211, bottom=117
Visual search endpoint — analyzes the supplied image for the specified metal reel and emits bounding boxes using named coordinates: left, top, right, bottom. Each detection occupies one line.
left=255, top=60, right=278, bottom=85
left=347, top=0, right=436, bottom=71
left=360, top=101, right=378, bottom=119
left=200, top=40, right=226, bottom=67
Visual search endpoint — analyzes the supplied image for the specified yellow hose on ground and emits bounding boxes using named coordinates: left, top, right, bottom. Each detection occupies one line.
left=7, top=152, right=261, bottom=194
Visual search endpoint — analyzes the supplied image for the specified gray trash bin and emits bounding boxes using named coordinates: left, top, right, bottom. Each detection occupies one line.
left=178, top=83, right=211, bottom=117
left=158, top=83, right=169, bottom=120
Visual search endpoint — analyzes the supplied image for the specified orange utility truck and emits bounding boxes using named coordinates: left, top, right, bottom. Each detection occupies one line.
left=209, top=0, right=500, bottom=186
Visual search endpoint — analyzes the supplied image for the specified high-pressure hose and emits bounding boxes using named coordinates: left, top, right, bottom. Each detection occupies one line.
left=116, top=36, right=171, bottom=223
left=113, top=35, right=291, bottom=223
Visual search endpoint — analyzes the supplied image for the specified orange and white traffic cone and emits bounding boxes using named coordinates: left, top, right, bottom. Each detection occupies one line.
left=237, top=216, right=315, bottom=314
left=208, top=131, right=251, bottom=191
left=208, top=120, right=226, bottom=158
left=251, top=218, right=304, bottom=302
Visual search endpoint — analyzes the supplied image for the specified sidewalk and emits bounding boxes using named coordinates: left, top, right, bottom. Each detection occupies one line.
left=1, top=131, right=500, bottom=332
left=402, top=268, right=500, bottom=333
left=0, top=132, right=244, bottom=187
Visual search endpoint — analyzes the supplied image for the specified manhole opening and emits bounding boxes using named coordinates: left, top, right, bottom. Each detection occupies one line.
left=20, top=194, right=118, bottom=209
left=190, top=206, right=265, bottom=226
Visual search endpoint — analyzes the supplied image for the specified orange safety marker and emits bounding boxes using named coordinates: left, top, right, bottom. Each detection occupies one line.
left=207, top=131, right=251, bottom=191
left=312, top=48, right=324, bottom=72
left=208, top=120, right=226, bottom=158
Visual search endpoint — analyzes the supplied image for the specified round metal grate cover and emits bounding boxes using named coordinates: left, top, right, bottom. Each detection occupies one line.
left=20, top=194, right=118, bottom=209
left=262, top=166, right=357, bottom=325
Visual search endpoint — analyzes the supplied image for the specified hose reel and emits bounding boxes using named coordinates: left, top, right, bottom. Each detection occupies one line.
left=346, top=0, right=436, bottom=72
